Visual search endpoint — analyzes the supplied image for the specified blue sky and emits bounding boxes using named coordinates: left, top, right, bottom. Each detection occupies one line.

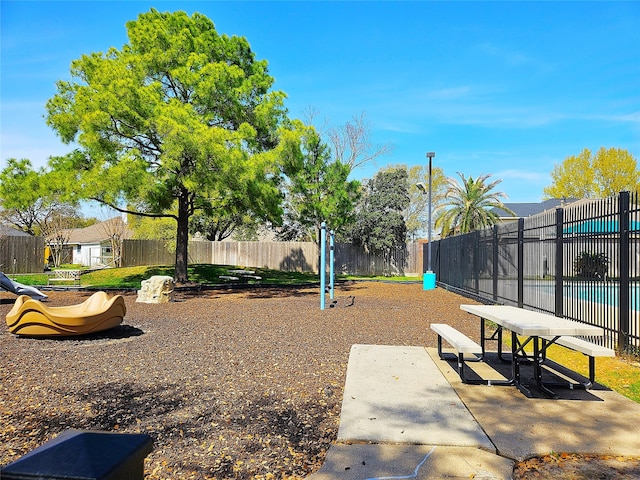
left=2, top=1, right=639, bottom=205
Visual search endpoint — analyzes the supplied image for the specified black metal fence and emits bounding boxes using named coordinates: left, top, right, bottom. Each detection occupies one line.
left=430, top=191, right=639, bottom=352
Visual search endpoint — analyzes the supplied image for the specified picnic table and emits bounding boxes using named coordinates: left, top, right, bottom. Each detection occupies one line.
left=459, top=304, right=605, bottom=398
left=219, top=270, right=262, bottom=283
left=47, top=270, right=81, bottom=286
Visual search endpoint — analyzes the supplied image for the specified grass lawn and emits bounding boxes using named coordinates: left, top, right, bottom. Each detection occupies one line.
left=9, top=265, right=421, bottom=289
left=545, top=345, right=640, bottom=403
left=81, top=264, right=320, bottom=288
left=9, top=264, right=320, bottom=289
left=504, top=334, right=640, bottom=403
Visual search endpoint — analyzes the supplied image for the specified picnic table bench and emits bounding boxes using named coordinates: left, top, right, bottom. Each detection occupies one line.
left=541, top=335, right=615, bottom=387
left=430, top=323, right=483, bottom=384
left=219, top=270, right=262, bottom=283
left=48, top=270, right=81, bottom=286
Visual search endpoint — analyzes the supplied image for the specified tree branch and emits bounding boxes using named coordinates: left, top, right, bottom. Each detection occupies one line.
left=89, top=197, right=178, bottom=221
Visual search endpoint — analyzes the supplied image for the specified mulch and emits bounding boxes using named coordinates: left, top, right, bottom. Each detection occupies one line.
left=1, top=282, right=637, bottom=479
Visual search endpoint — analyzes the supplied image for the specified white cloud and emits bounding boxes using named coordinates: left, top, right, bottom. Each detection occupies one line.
left=425, top=86, right=472, bottom=101
left=474, top=42, right=552, bottom=73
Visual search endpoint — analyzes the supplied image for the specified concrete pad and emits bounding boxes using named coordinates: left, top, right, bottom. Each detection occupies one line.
left=308, top=444, right=514, bottom=480
left=337, top=344, right=495, bottom=450
left=428, top=347, right=640, bottom=461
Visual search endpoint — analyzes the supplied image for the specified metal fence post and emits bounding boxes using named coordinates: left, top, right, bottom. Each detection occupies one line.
left=473, top=231, right=480, bottom=294
left=555, top=207, right=564, bottom=317
left=492, top=226, right=498, bottom=302
left=517, top=218, right=524, bottom=308
left=618, top=191, right=630, bottom=351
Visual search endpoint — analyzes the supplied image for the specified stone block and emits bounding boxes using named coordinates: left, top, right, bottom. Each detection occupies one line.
left=136, top=275, right=174, bottom=303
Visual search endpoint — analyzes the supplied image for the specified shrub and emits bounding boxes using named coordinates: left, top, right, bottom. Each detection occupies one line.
left=574, top=251, right=609, bottom=279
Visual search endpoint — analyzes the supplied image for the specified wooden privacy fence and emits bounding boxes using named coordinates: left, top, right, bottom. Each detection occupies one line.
left=210, top=241, right=318, bottom=272
left=0, top=236, right=45, bottom=274
left=121, top=239, right=422, bottom=276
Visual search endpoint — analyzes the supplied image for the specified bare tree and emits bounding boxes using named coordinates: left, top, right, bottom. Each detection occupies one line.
left=99, top=216, right=128, bottom=267
left=0, top=226, right=6, bottom=270
left=327, top=112, right=393, bottom=172
left=0, top=197, right=62, bottom=237
left=40, top=206, right=77, bottom=267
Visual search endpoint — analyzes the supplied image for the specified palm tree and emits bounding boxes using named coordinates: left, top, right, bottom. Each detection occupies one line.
left=435, top=173, right=515, bottom=237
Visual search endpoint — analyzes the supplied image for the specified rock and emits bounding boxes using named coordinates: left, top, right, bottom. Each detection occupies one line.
left=136, top=275, right=175, bottom=303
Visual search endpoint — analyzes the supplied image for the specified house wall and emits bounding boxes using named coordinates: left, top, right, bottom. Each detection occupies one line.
left=72, top=245, right=102, bottom=266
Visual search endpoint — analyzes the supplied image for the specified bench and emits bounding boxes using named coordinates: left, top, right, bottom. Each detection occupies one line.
left=48, top=270, right=81, bottom=286
left=541, top=335, right=615, bottom=387
left=241, top=275, right=262, bottom=281
left=431, top=323, right=483, bottom=383
left=219, top=273, right=262, bottom=283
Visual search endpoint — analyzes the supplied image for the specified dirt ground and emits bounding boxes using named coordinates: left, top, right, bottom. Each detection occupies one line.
left=1, top=282, right=638, bottom=479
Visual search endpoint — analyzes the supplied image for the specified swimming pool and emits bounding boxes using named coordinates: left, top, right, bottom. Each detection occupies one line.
left=564, top=282, right=639, bottom=311
left=525, top=281, right=639, bottom=311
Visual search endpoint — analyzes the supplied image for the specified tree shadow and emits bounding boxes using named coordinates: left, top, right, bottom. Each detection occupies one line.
left=279, top=247, right=314, bottom=273
left=13, top=324, right=144, bottom=342
left=442, top=351, right=609, bottom=400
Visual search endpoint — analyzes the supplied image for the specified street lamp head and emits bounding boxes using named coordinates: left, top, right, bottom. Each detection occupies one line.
left=415, top=182, right=427, bottom=193
left=426, top=152, right=436, bottom=160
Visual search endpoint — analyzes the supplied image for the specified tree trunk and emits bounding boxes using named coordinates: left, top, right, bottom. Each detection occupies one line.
left=174, top=191, right=190, bottom=283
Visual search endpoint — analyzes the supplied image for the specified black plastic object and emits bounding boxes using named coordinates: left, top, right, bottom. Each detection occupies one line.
left=0, top=429, right=153, bottom=480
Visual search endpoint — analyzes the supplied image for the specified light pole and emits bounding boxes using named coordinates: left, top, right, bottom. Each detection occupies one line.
left=417, top=151, right=436, bottom=290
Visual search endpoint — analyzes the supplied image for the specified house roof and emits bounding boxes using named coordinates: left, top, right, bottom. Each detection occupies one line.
left=492, top=198, right=579, bottom=218
left=65, top=217, right=134, bottom=244
left=0, top=224, right=31, bottom=237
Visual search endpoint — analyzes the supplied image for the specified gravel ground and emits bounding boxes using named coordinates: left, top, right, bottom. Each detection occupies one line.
left=2, top=282, right=637, bottom=479
left=1, top=282, right=476, bottom=479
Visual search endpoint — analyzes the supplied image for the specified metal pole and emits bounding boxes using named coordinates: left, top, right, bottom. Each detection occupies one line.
left=618, top=191, right=630, bottom=351
left=330, top=230, right=335, bottom=300
left=320, top=222, right=326, bottom=310
left=427, top=154, right=433, bottom=272
left=423, top=151, right=436, bottom=290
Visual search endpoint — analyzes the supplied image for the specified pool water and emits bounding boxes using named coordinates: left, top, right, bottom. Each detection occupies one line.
left=564, top=283, right=639, bottom=310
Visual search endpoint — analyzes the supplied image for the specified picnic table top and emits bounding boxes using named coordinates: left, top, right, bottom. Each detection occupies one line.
left=460, top=304, right=604, bottom=337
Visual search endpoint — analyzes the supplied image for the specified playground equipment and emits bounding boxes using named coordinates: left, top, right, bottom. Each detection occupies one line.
left=0, top=271, right=47, bottom=300
left=319, top=223, right=336, bottom=310
left=6, top=291, right=126, bottom=336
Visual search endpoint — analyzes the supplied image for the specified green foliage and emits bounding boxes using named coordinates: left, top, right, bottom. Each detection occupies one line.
left=0, top=159, right=43, bottom=235
left=435, top=173, right=514, bottom=236
left=129, top=215, right=176, bottom=241
left=544, top=147, right=640, bottom=199
left=574, top=251, right=609, bottom=279
left=189, top=212, right=263, bottom=241
left=0, top=158, right=78, bottom=236
left=404, top=164, right=447, bottom=240
left=45, top=9, right=289, bottom=282
left=349, top=168, right=409, bottom=274
left=278, top=122, right=360, bottom=242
